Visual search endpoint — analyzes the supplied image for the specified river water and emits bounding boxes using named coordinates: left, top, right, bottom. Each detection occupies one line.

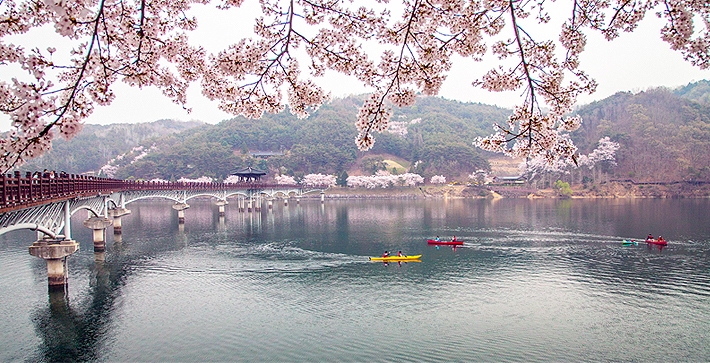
left=1, top=198, right=709, bottom=362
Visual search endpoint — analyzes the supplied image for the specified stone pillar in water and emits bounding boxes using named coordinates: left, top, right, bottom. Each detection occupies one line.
left=83, top=216, right=113, bottom=253
left=108, top=207, right=131, bottom=234
left=172, top=203, right=190, bottom=224
left=216, top=200, right=227, bottom=216
left=29, top=238, right=79, bottom=291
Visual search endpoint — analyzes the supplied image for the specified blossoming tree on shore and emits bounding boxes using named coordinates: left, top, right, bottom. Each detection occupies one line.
left=300, top=173, right=336, bottom=187
left=430, top=175, right=446, bottom=184
left=177, top=176, right=214, bottom=183
left=274, top=174, right=297, bottom=185
left=1, top=0, right=707, bottom=172
left=347, top=171, right=424, bottom=188
left=519, top=136, right=621, bottom=185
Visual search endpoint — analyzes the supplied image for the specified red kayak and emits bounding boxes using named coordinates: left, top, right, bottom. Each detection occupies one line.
left=427, top=239, right=463, bottom=245
left=646, top=239, right=668, bottom=246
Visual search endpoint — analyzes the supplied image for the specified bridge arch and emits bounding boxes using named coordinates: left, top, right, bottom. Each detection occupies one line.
left=123, top=195, right=182, bottom=205
left=72, top=205, right=102, bottom=218
left=0, top=223, right=60, bottom=239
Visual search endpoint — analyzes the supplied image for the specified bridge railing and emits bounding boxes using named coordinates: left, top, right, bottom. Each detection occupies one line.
left=0, top=171, right=326, bottom=214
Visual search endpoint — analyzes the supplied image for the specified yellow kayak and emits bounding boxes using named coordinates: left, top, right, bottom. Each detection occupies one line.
left=370, top=255, right=422, bottom=261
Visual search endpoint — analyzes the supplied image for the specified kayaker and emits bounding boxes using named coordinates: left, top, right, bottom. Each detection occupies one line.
left=647, top=234, right=653, bottom=241
left=382, top=251, right=389, bottom=258
left=435, top=236, right=441, bottom=241
left=452, top=236, right=457, bottom=242
left=398, top=251, right=403, bottom=257
left=659, top=236, right=665, bottom=243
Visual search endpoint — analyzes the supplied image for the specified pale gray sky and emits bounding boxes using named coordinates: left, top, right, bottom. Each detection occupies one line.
left=2, top=2, right=708, bottom=131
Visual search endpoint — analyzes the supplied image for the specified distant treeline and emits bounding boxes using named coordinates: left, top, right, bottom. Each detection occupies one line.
left=11, top=81, right=710, bottom=184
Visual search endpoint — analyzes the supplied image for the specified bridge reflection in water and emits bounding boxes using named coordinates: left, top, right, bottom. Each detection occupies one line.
left=0, top=171, right=327, bottom=292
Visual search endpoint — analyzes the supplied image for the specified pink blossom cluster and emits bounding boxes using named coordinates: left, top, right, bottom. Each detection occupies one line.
left=519, top=136, right=620, bottom=179
left=177, top=176, right=214, bottom=183
left=274, top=174, right=297, bottom=185
left=430, top=175, right=446, bottom=184
left=1, top=0, right=707, bottom=171
left=300, top=173, right=336, bottom=187
left=99, top=164, right=119, bottom=178
left=388, top=116, right=421, bottom=138
left=346, top=171, right=424, bottom=188
left=1, top=0, right=205, bottom=171
left=223, top=175, right=242, bottom=184
left=468, top=169, right=493, bottom=184
left=576, top=137, right=620, bottom=168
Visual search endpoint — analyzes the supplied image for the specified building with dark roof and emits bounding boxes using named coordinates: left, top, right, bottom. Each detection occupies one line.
left=231, top=166, right=267, bottom=183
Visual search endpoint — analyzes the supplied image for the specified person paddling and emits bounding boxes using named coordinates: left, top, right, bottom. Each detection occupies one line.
left=398, top=250, right=403, bottom=257
left=382, top=251, right=389, bottom=258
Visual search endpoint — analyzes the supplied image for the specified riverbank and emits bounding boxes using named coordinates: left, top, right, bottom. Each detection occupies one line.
left=321, top=181, right=710, bottom=199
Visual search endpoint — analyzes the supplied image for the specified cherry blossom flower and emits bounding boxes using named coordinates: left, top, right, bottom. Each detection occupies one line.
left=430, top=175, right=446, bottom=184
left=346, top=171, right=424, bottom=188
left=1, top=0, right=707, bottom=172
left=274, top=174, right=297, bottom=185
left=178, top=176, right=214, bottom=183
left=301, top=173, right=336, bottom=187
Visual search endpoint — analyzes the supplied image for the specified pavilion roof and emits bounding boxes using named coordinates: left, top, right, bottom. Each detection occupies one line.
left=231, top=166, right=267, bottom=176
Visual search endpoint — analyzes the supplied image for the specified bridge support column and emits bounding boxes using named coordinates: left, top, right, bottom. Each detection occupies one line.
left=247, top=198, right=253, bottom=213
left=29, top=238, right=79, bottom=291
left=238, top=198, right=245, bottom=212
left=108, top=208, right=131, bottom=234
left=321, top=191, right=325, bottom=203
left=172, top=203, right=190, bottom=223
left=216, top=200, right=227, bottom=216
left=268, top=198, right=273, bottom=209
left=284, top=197, right=288, bottom=206
left=255, top=196, right=261, bottom=212
left=83, top=217, right=113, bottom=253
left=296, top=196, right=300, bottom=204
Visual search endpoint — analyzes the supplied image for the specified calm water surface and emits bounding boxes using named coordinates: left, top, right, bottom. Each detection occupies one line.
left=1, top=198, right=709, bottom=362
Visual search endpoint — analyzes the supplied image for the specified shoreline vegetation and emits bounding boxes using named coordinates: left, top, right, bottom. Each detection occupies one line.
left=318, top=181, right=710, bottom=199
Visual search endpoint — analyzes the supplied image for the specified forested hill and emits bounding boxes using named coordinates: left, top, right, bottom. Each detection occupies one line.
left=16, top=119, right=203, bottom=175
left=15, top=82, right=710, bottom=184
left=573, top=84, right=710, bottom=182
left=673, top=79, right=710, bottom=105
left=114, top=95, right=507, bottom=181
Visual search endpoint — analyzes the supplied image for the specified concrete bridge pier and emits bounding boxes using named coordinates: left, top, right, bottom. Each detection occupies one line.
left=29, top=238, right=80, bottom=291
left=321, top=192, right=325, bottom=203
left=255, top=196, right=262, bottom=212
left=296, top=196, right=300, bottom=205
left=108, top=207, right=131, bottom=235
left=83, top=216, right=113, bottom=253
left=172, top=203, right=190, bottom=223
left=216, top=200, right=227, bottom=216
left=284, top=197, right=289, bottom=206
left=238, top=197, right=245, bottom=212
left=268, top=198, right=273, bottom=209
left=247, top=198, right=253, bottom=213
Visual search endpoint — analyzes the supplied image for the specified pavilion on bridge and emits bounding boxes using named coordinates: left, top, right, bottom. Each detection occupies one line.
left=231, top=166, right=267, bottom=183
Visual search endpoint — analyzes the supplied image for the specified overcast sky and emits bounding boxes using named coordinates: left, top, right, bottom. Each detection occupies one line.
left=2, top=2, right=709, bottom=131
